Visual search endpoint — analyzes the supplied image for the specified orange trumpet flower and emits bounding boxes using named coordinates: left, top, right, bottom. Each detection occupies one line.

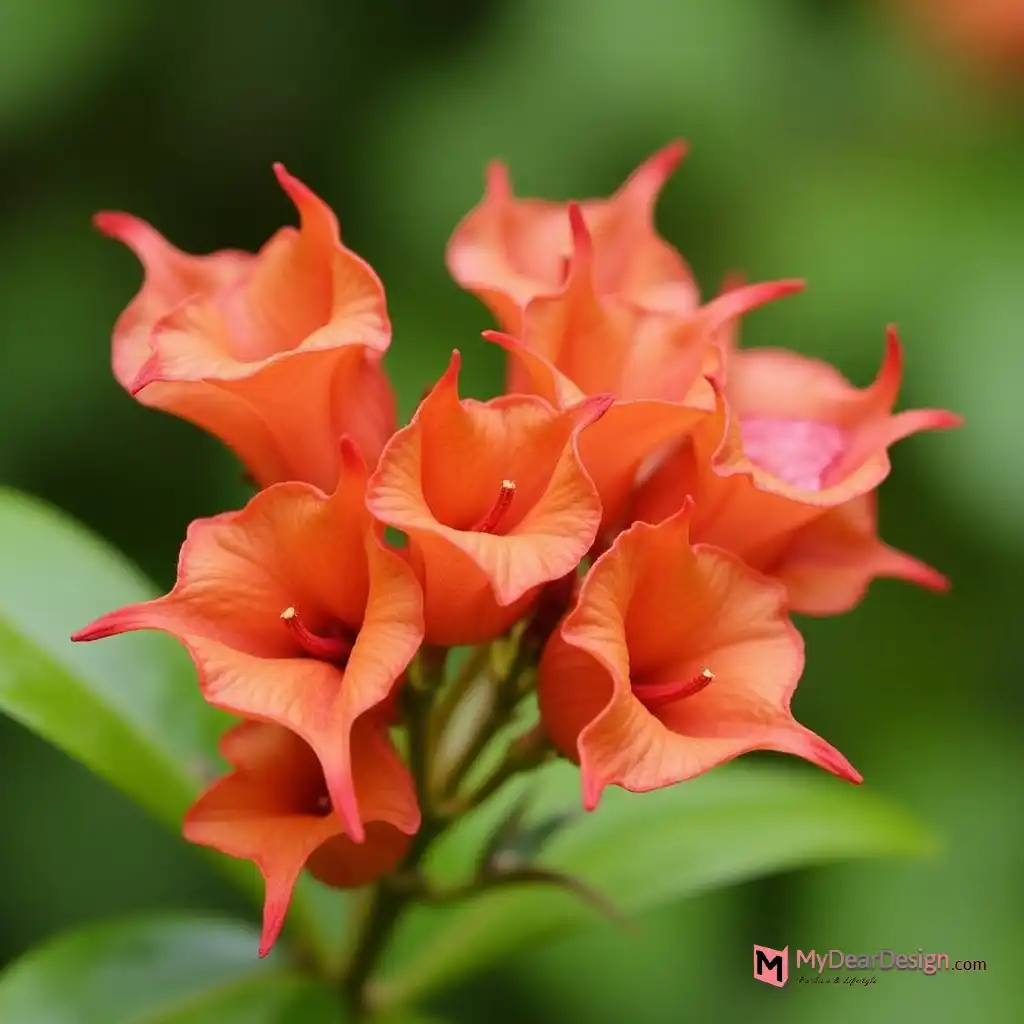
left=538, top=503, right=860, bottom=810
left=98, top=164, right=395, bottom=490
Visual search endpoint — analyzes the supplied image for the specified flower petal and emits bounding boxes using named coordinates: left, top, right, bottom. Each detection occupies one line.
left=767, top=492, right=951, bottom=615
left=367, top=352, right=607, bottom=644
left=184, top=717, right=411, bottom=956
left=446, top=142, right=699, bottom=333
left=105, top=167, right=396, bottom=489
left=95, top=211, right=250, bottom=389
left=539, top=505, right=859, bottom=810
left=74, top=454, right=424, bottom=841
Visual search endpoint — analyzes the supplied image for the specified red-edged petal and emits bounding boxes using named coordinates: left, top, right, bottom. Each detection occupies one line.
left=184, top=716, right=412, bottom=956
left=539, top=505, right=859, bottom=810
left=767, top=492, right=951, bottom=615
left=95, top=211, right=250, bottom=389
left=367, top=352, right=608, bottom=644
left=74, top=454, right=423, bottom=841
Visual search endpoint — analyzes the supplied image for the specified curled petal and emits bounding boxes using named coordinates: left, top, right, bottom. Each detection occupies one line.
left=366, top=351, right=608, bottom=644
left=446, top=142, right=699, bottom=334
left=99, top=167, right=395, bottom=488
left=766, top=492, right=951, bottom=615
left=539, top=504, right=859, bottom=810
left=633, top=330, right=962, bottom=570
left=184, top=717, right=412, bottom=956
left=74, top=452, right=423, bottom=842
left=95, top=211, right=250, bottom=389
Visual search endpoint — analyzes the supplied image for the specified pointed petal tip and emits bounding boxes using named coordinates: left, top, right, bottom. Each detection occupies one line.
left=622, top=140, right=689, bottom=203
left=257, top=918, right=283, bottom=959
left=271, top=163, right=337, bottom=238
left=919, top=566, right=953, bottom=592
left=705, top=373, right=726, bottom=399
left=442, top=348, right=462, bottom=380
left=810, top=735, right=863, bottom=785
left=271, top=161, right=292, bottom=187
left=327, top=767, right=366, bottom=844
left=705, top=277, right=805, bottom=330
left=481, top=328, right=516, bottom=351
left=932, top=410, right=964, bottom=431
left=337, top=435, right=368, bottom=477
left=70, top=610, right=131, bottom=644
left=880, top=325, right=904, bottom=380
left=773, top=277, right=807, bottom=297
left=581, top=392, right=616, bottom=422
left=272, top=162, right=317, bottom=211
left=656, top=494, right=696, bottom=539
left=885, top=549, right=952, bottom=594
left=566, top=203, right=593, bottom=260
left=92, top=211, right=133, bottom=239
left=485, top=161, right=512, bottom=197
left=70, top=624, right=101, bottom=644
left=657, top=139, right=689, bottom=170
left=128, top=351, right=164, bottom=395
left=639, top=140, right=688, bottom=184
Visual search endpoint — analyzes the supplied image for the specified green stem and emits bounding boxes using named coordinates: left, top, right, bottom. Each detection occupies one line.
left=445, top=723, right=550, bottom=816
left=341, top=822, right=443, bottom=1016
left=430, top=643, right=490, bottom=743
left=341, top=649, right=449, bottom=1015
left=441, top=648, right=535, bottom=800
left=340, top=642, right=537, bottom=1014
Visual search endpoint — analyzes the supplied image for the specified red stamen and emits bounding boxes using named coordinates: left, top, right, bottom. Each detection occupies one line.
left=633, top=668, right=714, bottom=710
left=280, top=607, right=353, bottom=662
left=473, top=479, right=517, bottom=534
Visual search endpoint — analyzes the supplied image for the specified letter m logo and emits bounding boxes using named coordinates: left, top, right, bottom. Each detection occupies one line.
left=753, top=945, right=789, bottom=987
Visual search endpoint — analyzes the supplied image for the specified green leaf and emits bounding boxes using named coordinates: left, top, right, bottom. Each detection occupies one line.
left=372, top=760, right=936, bottom=1009
left=0, top=488, right=336, bottom=962
left=0, top=488, right=230, bottom=823
left=0, top=915, right=342, bottom=1024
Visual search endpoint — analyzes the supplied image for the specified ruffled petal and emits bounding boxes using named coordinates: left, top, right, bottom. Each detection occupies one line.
left=101, top=167, right=396, bottom=489
left=74, top=454, right=423, bottom=841
left=184, top=717, right=412, bottom=956
left=446, top=142, right=698, bottom=334
left=95, top=211, right=251, bottom=389
left=367, top=352, right=607, bottom=644
left=767, top=492, right=951, bottom=615
left=539, top=505, right=859, bottom=810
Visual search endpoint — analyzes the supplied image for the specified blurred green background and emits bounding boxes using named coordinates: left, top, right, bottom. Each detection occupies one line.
left=1, top=0, right=1021, bottom=1020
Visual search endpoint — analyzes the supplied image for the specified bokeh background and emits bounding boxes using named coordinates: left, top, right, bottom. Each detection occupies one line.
left=1, top=0, right=1021, bottom=1020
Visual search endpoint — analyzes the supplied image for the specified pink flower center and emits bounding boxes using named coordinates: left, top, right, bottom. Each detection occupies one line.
left=739, top=417, right=845, bottom=491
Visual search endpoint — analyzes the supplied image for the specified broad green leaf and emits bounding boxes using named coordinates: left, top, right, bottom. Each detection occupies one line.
left=0, top=915, right=341, bottom=1024
left=0, top=488, right=334, bottom=960
left=372, top=761, right=936, bottom=1009
left=0, top=488, right=228, bottom=823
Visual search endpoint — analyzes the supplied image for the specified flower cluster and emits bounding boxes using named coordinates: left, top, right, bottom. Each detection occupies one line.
left=73, top=144, right=959, bottom=957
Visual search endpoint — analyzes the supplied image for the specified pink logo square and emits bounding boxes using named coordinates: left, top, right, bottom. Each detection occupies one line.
left=753, top=944, right=789, bottom=987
